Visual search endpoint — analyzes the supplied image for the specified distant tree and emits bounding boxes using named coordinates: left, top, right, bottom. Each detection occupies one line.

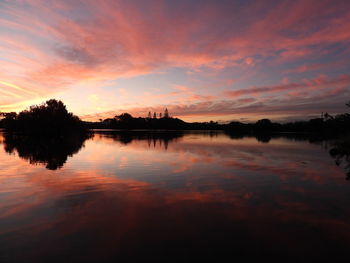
left=256, top=119, right=272, bottom=126
left=324, top=112, right=333, bottom=121
left=159, top=113, right=162, bottom=118
left=255, top=119, right=273, bottom=131
left=115, top=113, right=133, bottom=122
left=148, top=111, right=151, bottom=119
left=164, top=108, right=169, bottom=118
left=153, top=112, right=157, bottom=119
left=346, top=101, right=350, bottom=108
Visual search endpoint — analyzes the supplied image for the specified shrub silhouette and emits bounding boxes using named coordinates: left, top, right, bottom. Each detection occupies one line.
left=2, top=99, right=86, bottom=135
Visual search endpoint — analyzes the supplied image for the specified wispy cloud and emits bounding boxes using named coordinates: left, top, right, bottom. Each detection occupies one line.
left=0, top=0, right=349, bottom=120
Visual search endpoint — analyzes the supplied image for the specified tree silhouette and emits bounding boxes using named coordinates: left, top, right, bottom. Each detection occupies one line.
left=164, top=108, right=169, bottom=118
left=3, top=99, right=86, bottom=135
left=153, top=112, right=157, bottom=119
left=115, top=113, right=133, bottom=122
left=255, top=119, right=273, bottom=131
left=323, top=112, right=333, bottom=120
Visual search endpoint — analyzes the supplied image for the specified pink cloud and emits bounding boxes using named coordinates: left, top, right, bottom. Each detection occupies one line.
left=224, top=74, right=350, bottom=97
left=0, top=0, right=350, bottom=118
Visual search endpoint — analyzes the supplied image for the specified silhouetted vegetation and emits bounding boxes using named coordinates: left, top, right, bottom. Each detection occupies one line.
left=85, top=112, right=189, bottom=130
left=225, top=110, right=350, bottom=136
left=86, top=111, right=350, bottom=135
left=229, top=120, right=349, bottom=136
left=2, top=132, right=90, bottom=170
left=0, top=99, right=87, bottom=135
left=85, top=112, right=221, bottom=130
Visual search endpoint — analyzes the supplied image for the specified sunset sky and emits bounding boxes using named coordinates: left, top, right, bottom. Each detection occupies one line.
left=0, top=0, right=349, bottom=122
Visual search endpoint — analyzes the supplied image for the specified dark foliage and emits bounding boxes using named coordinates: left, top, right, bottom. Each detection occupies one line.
left=86, top=112, right=350, bottom=134
left=0, top=99, right=87, bottom=135
left=86, top=113, right=187, bottom=130
left=85, top=113, right=221, bottom=130
left=225, top=114, right=350, bottom=135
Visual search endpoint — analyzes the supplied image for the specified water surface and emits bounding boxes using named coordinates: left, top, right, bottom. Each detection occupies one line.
left=0, top=130, right=349, bottom=262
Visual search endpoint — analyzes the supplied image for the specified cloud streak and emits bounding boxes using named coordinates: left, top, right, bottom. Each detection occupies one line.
left=224, top=75, right=350, bottom=97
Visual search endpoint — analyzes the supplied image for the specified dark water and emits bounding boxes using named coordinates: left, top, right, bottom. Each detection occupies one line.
left=0, top=130, right=349, bottom=262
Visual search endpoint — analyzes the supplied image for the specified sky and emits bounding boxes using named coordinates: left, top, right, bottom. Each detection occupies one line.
left=0, top=0, right=349, bottom=122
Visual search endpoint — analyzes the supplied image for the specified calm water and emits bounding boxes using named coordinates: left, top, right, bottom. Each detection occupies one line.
left=0, top=130, right=349, bottom=262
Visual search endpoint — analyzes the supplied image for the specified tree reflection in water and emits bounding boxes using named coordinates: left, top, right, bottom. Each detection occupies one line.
left=97, top=130, right=185, bottom=150
left=329, top=134, right=350, bottom=179
left=2, top=130, right=350, bottom=180
left=3, top=132, right=91, bottom=170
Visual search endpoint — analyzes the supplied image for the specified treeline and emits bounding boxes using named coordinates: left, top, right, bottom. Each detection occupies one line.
left=1, top=100, right=350, bottom=135
left=84, top=112, right=222, bottom=130
left=225, top=113, right=350, bottom=135
left=85, top=102, right=350, bottom=135
left=86, top=114, right=350, bottom=134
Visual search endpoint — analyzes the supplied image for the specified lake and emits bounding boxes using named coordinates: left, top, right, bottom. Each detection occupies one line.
left=0, top=130, right=349, bottom=262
